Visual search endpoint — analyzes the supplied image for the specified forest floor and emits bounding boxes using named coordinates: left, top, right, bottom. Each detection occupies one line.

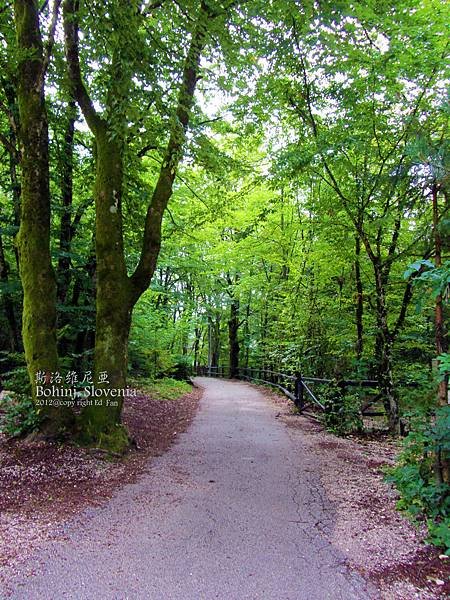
left=0, top=381, right=201, bottom=587
left=265, top=386, right=450, bottom=600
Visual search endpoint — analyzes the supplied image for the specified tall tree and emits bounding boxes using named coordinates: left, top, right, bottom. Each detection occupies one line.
left=13, top=0, right=73, bottom=434
left=63, top=0, right=221, bottom=445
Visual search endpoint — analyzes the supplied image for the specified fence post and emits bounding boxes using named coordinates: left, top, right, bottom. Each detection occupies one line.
left=295, top=372, right=304, bottom=412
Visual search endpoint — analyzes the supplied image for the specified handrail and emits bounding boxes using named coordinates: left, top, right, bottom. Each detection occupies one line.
left=301, top=380, right=325, bottom=410
left=195, top=365, right=416, bottom=417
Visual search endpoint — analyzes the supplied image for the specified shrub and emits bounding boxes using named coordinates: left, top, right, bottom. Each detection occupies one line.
left=322, top=383, right=363, bottom=436
left=386, top=406, right=450, bottom=554
left=129, top=346, right=174, bottom=380
left=1, top=365, right=32, bottom=396
left=0, top=393, right=39, bottom=437
left=170, top=355, right=193, bottom=381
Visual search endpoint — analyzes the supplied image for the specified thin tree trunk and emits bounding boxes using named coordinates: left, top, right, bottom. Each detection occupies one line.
left=432, top=183, right=449, bottom=483
left=57, top=101, right=76, bottom=305
left=355, top=235, right=364, bottom=361
left=228, top=298, right=240, bottom=378
left=432, top=184, right=448, bottom=404
left=3, top=77, right=21, bottom=270
left=193, top=326, right=201, bottom=368
left=0, top=232, right=20, bottom=351
left=208, top=314, right=221, bottom=369
left=374, top=263, right=399, bottom=433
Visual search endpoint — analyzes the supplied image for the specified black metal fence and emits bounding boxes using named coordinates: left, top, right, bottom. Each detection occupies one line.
left=195, top=365, right=386, bottom=417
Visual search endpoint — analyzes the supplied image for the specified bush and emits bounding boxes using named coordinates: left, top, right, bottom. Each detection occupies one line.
left=0, top=393, right=39, bottom=437
left=386, top=406, right=450, bottom=554
left=322, top=383, right=363, bottom=436
left=170, top=355, right=193, bottom=381
left=1, top=365, right=32, bottom=396
left=129, top=346, right=175, bottom=380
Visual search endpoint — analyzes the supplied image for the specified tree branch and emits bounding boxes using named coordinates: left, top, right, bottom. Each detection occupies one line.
left=130, top=1, right=216, bottom=297
left=39, top=0, right=62, bottom=89
left=0, top=131, right=19, bottom=161
left=63, top=0, right=103, bottom=134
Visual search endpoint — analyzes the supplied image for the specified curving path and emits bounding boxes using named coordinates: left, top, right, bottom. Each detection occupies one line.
left=4, top=378, right=377, bottom=600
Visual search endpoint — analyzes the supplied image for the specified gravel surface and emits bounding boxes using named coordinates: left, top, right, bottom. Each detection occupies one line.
left=2, top=378, right=377, bottom=600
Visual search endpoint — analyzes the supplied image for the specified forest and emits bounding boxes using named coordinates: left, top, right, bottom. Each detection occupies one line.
left=0, top=0, right=449, bottom=554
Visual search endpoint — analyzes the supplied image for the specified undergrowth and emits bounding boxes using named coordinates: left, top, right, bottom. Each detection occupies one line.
left=386, top=406, right=450, bottom=554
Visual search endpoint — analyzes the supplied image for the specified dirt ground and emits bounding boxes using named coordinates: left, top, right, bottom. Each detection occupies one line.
left=264, top=386, right=450, bottom=600
left=0, top=385, right=201, bottom=585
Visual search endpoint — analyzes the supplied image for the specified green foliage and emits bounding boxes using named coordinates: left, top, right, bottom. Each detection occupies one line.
left=386, top=406, right=450, bottom=553
left=170, top=355, right=194, bottom=381
left=129, top=346, right=175, bottom=380
left=0, top=0, right=447, bottom=450
left=0, top=393, right=39, bottom=437
left=438, top=354, right=450, bottom=379
left=404, top=260, right=450, bottom=310
left=322, top=386, right=363, bottom=436
left=1, top=365, right=32, bottom=396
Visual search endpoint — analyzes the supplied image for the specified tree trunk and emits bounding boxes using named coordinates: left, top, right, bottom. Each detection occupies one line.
left=14, top=0, right=73, bottom=435
left=374, top=264, right=399, bottom=433
left=78, top=130, right=132, bottom=446
left=64, top=0, right=216, bottom=448
left=432, top=183, right=449, bottom=483
left=432, top=184, right=448, bottom=404
left=3, top=76, right=21, bottom=271
left=208, top=314, right=220, bottom=370
left=57, top=101, right=76, bottom=305
left=354, top=235, right=364, bottom=361
left=228, top=298, right=240, bottom=378
left=0, top=232, right=20, bottom=351
left=193, top=326, right=201, bottom=369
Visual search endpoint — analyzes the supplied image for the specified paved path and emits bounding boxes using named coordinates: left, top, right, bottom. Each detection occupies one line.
left=5, top=378, right=377, bottom=599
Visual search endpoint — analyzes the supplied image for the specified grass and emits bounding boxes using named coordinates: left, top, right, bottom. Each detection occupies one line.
left=129, top=377, right=192, bottom=401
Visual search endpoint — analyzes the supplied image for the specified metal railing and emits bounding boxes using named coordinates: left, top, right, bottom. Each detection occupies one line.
left=196, top=365, right=390, bottom=416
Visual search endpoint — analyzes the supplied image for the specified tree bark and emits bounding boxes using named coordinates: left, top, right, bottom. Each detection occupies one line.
left=14, top=0, right=73, bottom=434
left=354, top=235, right=364, bottom=361
left=2, top=75, right=21, bottom=270
left=228, top=298, right=240, bottom=378
left=373, top=263, right=399, bottom=433
left=432, top=184, right=448, bottom=404
left=0, top=232, right=20, bottom=351
left=79, top=129, right=132, bottom=439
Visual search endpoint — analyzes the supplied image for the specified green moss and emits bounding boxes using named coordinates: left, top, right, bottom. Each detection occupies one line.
left=76, top=420, right=130, bottom=455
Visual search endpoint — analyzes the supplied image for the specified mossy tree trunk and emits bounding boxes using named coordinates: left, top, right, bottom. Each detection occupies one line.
left=80, top=128, right=133, bottom=439
left=14, top=0, right=73, bottom=435
left=64, top=0, right=215, bottom=447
